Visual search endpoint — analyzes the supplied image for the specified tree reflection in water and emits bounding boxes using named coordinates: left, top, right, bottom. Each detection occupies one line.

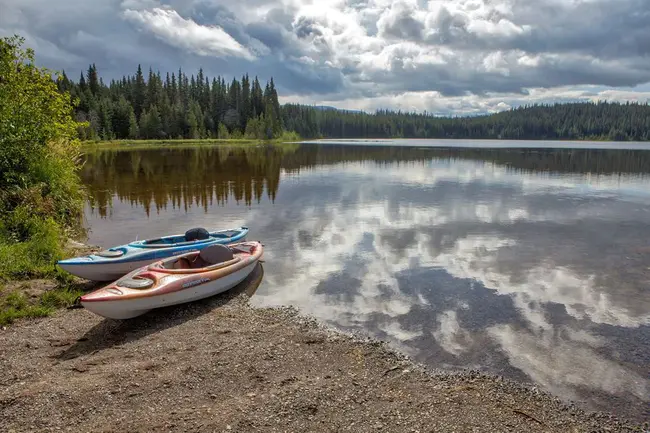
left=81, top=144, right=650, bottom=218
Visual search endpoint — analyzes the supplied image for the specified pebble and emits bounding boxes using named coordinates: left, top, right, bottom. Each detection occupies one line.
left=0, top=296, right=642, bottom=432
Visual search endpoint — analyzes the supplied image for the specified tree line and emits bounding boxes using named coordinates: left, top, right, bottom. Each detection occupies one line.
left=58, top=63, right=650, bottom=142
left=56, top=64, right=284, bottom=141
left=284, top=101, right=650, bottom=141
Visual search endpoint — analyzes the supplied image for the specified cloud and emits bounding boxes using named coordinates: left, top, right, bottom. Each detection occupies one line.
left=431, top=310, right=473, bottom=356
left=122, top=7, right=254, bottom=59
left=246, top=158, right=650, bottom=328
left=1, top=0, right=649, bottom=113
left=280, top=86, right=650, bottom=116
left=377, top=1, right=424, bottom=41
left=488, top=323, right=649, bottom=405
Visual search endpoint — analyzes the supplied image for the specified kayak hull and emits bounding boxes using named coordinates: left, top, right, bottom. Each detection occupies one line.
left=57, top=227, right=248, bottom=281
left=80, top=241, right=263, bottom=319
left=57, top=258, right=157, bottom=282
left=81, top=261, right=258, bottom=319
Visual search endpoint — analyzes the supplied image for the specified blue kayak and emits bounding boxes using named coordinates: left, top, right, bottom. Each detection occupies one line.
left=57, top=226, right=249, bottom=281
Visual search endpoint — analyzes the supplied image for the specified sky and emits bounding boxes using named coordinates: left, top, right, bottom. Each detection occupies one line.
left=2, top=0, right=650, bottom=115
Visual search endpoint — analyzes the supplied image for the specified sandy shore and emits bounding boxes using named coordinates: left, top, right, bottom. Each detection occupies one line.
left=0, top=265, right=645, bottom=432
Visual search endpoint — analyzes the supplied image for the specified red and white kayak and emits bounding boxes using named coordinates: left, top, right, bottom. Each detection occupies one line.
left=80, top=241, right=264, bottom=319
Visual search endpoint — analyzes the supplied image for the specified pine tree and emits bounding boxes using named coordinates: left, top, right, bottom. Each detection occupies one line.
left=251, top=76, right=263, bottom=117
left=128, top=107, right=139, bottom=139
left=269, top=78, right=282, bottom=134
left=111, top=96, right=132, bottom=139
left=241, top=74, right=251, bottom=131
left=138, top=108, right=150, bottom=138
left=79, top=72, right=87, bottom=92
left=264, top=102, right=274, bottom=139
left=133, top=64, right=146, bottom=120
left=147, top=105, right=162, bottom=139
left=187, top=108, right=199, bottom=139
left=98, top=98, right=113, bottom=140
left=87, top=63, right=99, bottom=95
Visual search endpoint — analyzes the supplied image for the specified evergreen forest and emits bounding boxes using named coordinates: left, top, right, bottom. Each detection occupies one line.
left=58, top=64, right=650, bottom=142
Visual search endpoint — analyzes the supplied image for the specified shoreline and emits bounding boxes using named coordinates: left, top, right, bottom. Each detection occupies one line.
left=78, top=138, right=650, bottom=155
left=1, top=267, right=646, bottom=432
left=80, top=138, right=303, bottom=149
left=80, top=137, right=650, bottom=147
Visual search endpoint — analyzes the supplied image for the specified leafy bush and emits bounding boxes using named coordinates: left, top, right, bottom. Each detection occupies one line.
left=0, top=34, right=85, bottom=281
left=278, top=130, right=302, bottom=142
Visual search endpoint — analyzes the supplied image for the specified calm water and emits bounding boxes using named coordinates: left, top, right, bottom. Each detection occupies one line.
left=302, top=138, right=650, bottom=150
left=80, top=141, right=650, bottom=422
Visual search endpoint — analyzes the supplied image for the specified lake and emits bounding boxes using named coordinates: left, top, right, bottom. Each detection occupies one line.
left=79, top=140, right=650, bottom=423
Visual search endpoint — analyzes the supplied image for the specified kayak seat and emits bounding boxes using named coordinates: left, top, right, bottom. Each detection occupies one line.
left=185, top=227, right=210, bottom=242
left=173, top=257, right=191, bottom=269
left=192, top=244, right=234, bottom=268
left=118, top=277, right=154, bottom=289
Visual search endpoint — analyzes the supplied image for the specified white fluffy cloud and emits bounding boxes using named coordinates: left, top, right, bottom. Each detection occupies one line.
left=122, top=7, right=254, bottom=59
left=1, top=0, right=649, bottom=113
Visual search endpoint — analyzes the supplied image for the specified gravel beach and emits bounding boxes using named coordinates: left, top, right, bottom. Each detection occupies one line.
left=0, top=264, right=646, bottom=432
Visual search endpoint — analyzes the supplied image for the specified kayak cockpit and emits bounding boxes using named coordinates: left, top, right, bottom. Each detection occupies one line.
left=96, top=249, right=125, bottom=258
left=151, top=244, right=241, bottom=274
left=140, top=227, right=210, bottom=246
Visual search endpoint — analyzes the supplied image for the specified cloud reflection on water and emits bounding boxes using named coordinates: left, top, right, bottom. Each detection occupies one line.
left=248, top=158, right=650, bottom=419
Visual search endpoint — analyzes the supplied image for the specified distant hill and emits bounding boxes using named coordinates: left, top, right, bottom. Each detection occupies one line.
left=281, top=101, right=650, bottom=141
left=311, top=105, right=364, bottom=114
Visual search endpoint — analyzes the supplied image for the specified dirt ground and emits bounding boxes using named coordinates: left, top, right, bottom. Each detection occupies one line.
left=0, top=264, right=645, bottom=432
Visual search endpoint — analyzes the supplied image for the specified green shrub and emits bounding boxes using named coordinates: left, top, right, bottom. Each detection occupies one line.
left=278, top=130, right=302, bottom=141
left=0, top=34, right=85, bottom=282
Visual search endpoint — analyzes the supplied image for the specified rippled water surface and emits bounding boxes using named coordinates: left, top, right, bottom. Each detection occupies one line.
left=80, top=141, right=650, bottom=422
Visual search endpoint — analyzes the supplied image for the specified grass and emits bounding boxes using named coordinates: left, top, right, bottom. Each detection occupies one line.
left=81, top=132, right=305, bottom=150
left=0, top=239, right=86, bottom=327
left=0, top=285, right=83, bottom=327
left=81, top=139, right=304, bottom=155
left=0, top=215, right=65, bottom=280
left=0, top=218, right=89, bottom=327
left=84, top=138, right=264, bottom=147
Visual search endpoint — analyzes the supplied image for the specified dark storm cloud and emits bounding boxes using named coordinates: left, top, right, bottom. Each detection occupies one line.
left=508, top=0, right=650, bottom=58
left=246, top=21, right=289, bottom=51
left=354, top=51, right=650, bottom=98
left=0, top=0, right=346, bottom=95
left=418, top=0, right=650, bottom=59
